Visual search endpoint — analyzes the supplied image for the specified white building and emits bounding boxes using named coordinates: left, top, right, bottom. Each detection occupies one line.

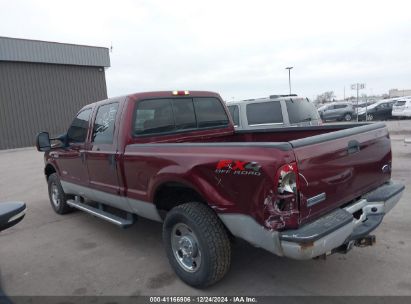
left=389, top=88, right=411, bottom=97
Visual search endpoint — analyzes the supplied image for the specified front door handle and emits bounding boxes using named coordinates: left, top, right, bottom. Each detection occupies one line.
left=80, top=151, right=86, bottom=163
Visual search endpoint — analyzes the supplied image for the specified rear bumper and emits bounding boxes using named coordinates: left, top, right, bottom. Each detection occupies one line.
left=279, top=181, right=404, bottom=259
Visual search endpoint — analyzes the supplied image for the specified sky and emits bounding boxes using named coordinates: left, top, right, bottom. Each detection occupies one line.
left=1, top=0, right=410, bottom=101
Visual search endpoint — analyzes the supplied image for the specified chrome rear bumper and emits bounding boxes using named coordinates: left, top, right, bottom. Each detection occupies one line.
left=279, top=181, right=404, bottom=259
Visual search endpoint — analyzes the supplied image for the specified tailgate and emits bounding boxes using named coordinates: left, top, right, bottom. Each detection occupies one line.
left=290, top=123, right=392, bottom=224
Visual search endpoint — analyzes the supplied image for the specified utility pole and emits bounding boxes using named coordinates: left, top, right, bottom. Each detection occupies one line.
left=285, top=67, right=293, bottom=95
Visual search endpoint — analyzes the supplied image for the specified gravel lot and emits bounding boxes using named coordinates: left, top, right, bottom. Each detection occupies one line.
left=0, top=121, right=410, bottom=296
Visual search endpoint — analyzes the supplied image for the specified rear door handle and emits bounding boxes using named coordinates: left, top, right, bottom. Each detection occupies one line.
left=80, top=151, right=86, bottom=163
left=347, top=140, right=360, bottom=154
left=108, top=154, right=116, bottom=168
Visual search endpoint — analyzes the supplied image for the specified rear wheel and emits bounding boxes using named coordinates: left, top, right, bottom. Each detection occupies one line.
left=47, top=173, right=73, bottom=214
left=163, top=202, right=231, bottom=288
left=367, top=114, right=374, bottom=121
left=344, top=113, right=352, bottom=121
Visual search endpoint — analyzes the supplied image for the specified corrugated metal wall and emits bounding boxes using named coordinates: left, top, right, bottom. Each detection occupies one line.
left=0, top=36, right=110, bottom=67
left=0, top=61, right=108, bottom=149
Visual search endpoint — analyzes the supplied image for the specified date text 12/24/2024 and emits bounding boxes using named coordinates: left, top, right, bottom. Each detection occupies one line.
left=150, top=296, right=258, bottom=303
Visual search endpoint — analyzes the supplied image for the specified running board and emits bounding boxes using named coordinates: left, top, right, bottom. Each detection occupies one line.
left=67, top=199, right=134, bottom=228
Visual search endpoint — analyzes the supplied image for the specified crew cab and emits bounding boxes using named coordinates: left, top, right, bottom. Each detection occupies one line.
left=226, top=95, right=321, bottom=130
left=36, top=90, right=404, bottom=287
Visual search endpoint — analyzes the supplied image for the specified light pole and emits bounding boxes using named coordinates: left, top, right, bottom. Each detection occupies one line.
left=351, top=83, right=366, bottom=121
left=285, top=67, right=293, bottom=95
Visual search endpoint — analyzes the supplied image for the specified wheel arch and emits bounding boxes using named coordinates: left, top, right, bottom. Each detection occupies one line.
left=44, top=163, right=57, bottom=180
left=153, top=180, right=207, bottom=213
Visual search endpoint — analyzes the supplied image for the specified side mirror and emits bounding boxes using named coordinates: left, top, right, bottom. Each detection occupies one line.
left=36, top=132, right=51, bottom=152
left=0, top=201, right=26, bottom=232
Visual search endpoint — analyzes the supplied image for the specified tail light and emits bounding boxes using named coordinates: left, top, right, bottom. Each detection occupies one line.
left=277, top=162, right=298, bottom=194
left=263, top=162, right=300, bottom=230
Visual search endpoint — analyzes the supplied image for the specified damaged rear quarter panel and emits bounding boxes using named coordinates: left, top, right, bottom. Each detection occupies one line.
left=123, top=143, right=297, bottom=229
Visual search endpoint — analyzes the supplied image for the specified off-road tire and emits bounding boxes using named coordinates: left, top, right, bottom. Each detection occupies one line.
left=163, top=202, right=231, bottom=288
left=47, top=173, right=73, bottom=214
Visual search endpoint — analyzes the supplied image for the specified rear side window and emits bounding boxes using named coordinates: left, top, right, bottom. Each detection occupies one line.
left=395, top=100, right=406, bottom=106
left=193, top=98, right=229, bottom=128
left=334, top=104, right=347, bottom=109
left=67, top=108, right=92, bottom=143
left=286, top=99, right=320, bottom=124
left=228, top=105, right=240, bottom=126
left=246, top=101, right=283, bottom=125
left=134, top=99, right=175, bottom=135
left=92, top=103, right=119, bottom=144
left=133, top=97, right=228, bottom=135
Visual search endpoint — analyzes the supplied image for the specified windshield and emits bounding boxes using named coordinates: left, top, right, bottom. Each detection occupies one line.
left=285, top=98, right=320, bottom=124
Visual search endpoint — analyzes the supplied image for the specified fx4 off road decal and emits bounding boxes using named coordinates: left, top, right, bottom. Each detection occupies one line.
left=215, top=160, right=262, bottom=176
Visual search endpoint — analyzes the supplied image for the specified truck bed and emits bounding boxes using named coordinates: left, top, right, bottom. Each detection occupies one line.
left=125, top=122, right=391, bottom=227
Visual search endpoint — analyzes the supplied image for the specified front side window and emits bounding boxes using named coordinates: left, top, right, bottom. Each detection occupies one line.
left=67, top=108, right=92, bottom=143
left=246, top=101, right=283, bottom=125
left=228, top=105, right=240, bottom=126
left=92, top=103, right=119, bottom=144
left=286, top=99, right=320, bottom=124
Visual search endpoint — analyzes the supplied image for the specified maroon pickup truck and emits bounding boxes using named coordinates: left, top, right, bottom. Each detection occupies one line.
left=36, top=90, right=404, bottom=287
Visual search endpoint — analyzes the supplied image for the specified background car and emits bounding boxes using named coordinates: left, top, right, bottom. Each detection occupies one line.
left=353, top=100, right=377, bottom=111
left=226, top=95, right=321, bottom=130
left=357, top=100, right=397, bottom=121
left=392, top=97, right=411, bottom=118
left=317, top=102, right=355, bottom=122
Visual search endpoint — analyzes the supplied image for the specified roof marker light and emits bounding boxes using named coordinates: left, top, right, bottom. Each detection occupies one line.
left=172, top=90, right=190, bottom=96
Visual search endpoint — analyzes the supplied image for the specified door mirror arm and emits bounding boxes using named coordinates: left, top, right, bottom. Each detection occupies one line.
left=52, top=133, right=69, bottom=148
left=36, top=132, right=69, bottom=152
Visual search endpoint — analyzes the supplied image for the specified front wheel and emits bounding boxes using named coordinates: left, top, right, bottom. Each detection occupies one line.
left=47, top=173, right=73, bottom=214
left=163, top=202, right=231, bottom=288
left=367, top=114, right=374, bottom=121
